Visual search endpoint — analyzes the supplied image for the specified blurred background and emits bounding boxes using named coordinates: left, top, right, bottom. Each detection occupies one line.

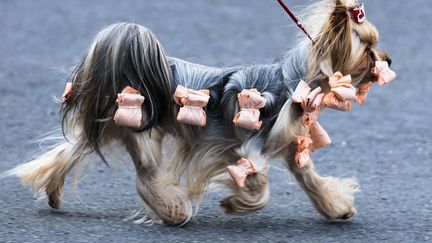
left=0, top=0, right=431, bottom=242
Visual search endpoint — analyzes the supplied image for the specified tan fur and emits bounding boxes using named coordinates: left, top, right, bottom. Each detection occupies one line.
left=285, top=147, right=359, bottom=220
left=4, top=0, right=390, bottom=225
left=264, top=0, right=384, bottom=220
left=120, top=128, right=193, bottom=226
left=265, top=101, right=359, bottom=220
left=5, top=142, right=88, bottom=209
left=219, top=139, right=271, bottom=214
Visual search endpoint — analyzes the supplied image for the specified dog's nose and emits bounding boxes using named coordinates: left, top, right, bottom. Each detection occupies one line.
left=386, top=57, right=392, bottom=66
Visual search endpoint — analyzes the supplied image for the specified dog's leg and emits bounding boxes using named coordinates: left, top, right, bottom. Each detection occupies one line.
left=5, top=142, right=89, bottom=209
left=220, top=170, right=270, bottom=215
left=122, top=130, right=192, bottom=226
left=220, top=140, right=271, bottom=215
left=284, top=149, right=359, bottom=220
left=267, top=101, right=358, bottom=220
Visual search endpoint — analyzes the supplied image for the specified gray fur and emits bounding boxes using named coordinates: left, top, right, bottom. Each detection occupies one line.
left=6, top=0, right=388, bottom=225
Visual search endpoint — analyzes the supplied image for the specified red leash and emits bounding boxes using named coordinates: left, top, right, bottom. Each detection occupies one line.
left=276, top=0, right=316, bottom=45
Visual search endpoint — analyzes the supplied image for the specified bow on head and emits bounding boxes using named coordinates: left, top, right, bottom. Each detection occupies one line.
left=233, top=89, right=267, bottom=131
left=322, top=72, right=357, bottom=111
left=227, top=158, right=257, bottom=188
left=113, top=86, right=145, bottom=128
left=372, top=61, right=396, bottom=87
left=174, top=85, right=210, bottom=127
left=62, top=82, right=73, bottom=102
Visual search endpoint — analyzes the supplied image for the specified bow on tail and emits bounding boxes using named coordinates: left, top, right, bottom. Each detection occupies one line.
left=372, top=61, right=396, bottom=87
left=174, top=85, right=210, bottom=127
left=233, top=89, right=267, bottom=131
left=227, top=158, right=257, bottom=188
left=113, top=86, right=145, bottom=128
left=291, top=80, right=331, bottom=168
left=322, top=72, right=357, bottom=111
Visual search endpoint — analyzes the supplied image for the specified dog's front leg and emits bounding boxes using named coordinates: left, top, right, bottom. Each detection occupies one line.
left=267, top=100, right=358, bottom=220
left=284, top=147, right=359, bottom=220
left=122, top=129, right=193, bottom=226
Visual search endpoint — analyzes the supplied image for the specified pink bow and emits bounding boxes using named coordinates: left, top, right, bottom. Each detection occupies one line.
left=308, top=121, right=331, bottom=152
left=356, top=82, right=372, bottom=105
left=62, top=82, right=73, bottom=102
left=295, top=136, right=313, bottom=168
left=113, top=86, right=145, bottom=128
left=227, top=158, right=257, bottom=188
left=291, top=81, right=331, bottom=168
left=322, top=72, right=357, bottom=111
left=291, top=80, right=331, bottom=168
left=233, top=89, right=267, bottom=131
left=372, top=61, right=396, bottom=87
left=174, top=85, right=210, bottom=127
left=292, top=80, right=325, bottom=127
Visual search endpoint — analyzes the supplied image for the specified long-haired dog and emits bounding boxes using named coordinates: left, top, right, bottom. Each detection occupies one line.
left=4, top=0, right=395, bottom=226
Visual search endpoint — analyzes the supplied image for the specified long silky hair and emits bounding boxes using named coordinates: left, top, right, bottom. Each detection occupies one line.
left=61, top=23, right=174, bottom=163
left=305, top=0, right=382, bottom=89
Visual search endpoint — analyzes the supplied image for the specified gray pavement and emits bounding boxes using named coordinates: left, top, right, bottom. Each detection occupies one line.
left=0, top=0, right=431, bottom=242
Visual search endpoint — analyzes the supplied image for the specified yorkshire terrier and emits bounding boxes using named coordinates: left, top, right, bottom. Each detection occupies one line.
left=4, top=0, right=395, bottom=226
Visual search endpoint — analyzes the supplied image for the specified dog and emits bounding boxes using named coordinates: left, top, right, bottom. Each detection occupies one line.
left=3, top=0, right=395, bottom=226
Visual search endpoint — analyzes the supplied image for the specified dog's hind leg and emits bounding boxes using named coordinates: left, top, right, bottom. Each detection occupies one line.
left=284, top=148, right=359, bottom=220
left=220, top=169, right=270, bottom=215
left=5, top=142, right=90, bottom=209
left=220, top=140, right=271, bottom=215
left=122, top=129, right=192, bottom=226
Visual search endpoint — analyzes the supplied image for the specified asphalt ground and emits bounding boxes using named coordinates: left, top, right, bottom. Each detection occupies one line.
left=0, top=0, right=431, bottom=242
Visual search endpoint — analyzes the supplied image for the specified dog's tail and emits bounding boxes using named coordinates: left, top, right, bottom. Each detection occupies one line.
left=62, top=22, right=174, bottom=163
left=2, top=141, right=88, bottom=209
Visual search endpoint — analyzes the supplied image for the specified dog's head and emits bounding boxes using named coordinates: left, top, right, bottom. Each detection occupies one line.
left=267, top=0, right=395, bottom=154
left=305, top=0, right=392, bottom=90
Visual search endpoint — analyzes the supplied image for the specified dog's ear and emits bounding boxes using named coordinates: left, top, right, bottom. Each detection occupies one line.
left=316, top=0, right=353, bottom=74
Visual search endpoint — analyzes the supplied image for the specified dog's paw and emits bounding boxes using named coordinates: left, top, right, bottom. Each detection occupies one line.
left=220, top=195, right=242, bottom=215
left=162, top=201, right=192, bottom=226
left=336, top=207, right=357, bottom=220
left=308, top=177, right=359, bottom=220
left=220, top=181, right=270, bottom=215
left=47, top=192, right=61, bottom=209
